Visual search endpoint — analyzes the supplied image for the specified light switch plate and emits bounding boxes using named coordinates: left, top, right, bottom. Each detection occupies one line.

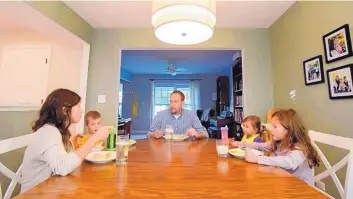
left=98, top=95, right=106, bottom=104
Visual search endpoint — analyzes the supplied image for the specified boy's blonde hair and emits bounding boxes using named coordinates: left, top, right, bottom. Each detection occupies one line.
left=84, top=111, right=101, bottom=125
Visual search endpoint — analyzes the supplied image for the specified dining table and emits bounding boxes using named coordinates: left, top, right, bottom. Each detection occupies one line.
left=14, top=138, right=328, bottom=199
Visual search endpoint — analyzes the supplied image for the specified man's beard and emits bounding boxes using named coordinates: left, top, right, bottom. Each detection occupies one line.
left=170, top=108, right=178, bottom=114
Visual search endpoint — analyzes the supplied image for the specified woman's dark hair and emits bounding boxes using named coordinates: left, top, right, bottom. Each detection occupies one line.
left=32, top=88, right=81, bottom=151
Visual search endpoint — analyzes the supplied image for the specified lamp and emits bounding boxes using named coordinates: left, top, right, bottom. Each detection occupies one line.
left=152, top=0, right=216, bottom=45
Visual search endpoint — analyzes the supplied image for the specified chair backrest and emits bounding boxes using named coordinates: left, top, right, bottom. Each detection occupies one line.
left=70, top=134, right=83, bottom=150
left=309, top=130, right=353, bottom=199
left=266, top=108, right=280, bottom=123
left=0, top=133, right=34, bottom=199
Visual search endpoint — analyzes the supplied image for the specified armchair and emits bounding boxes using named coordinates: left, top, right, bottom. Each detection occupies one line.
left=196, top=109, right=215, bottom=130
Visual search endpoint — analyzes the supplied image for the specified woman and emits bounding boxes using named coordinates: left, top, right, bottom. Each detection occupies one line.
left=20, top=88, right=111, bottom=192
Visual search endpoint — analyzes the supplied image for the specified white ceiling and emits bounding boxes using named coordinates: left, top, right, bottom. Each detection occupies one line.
left=64, top=1, right=295, bottom=28
left=0, top=1, right=84, bottom=49
left=0, top=13, right=26, bottom=30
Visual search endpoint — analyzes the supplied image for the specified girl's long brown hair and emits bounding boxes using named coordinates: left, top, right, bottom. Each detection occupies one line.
left=32, top=88, right=81, bottom=151
left=272, top=109, right=319, bottom=168
left=243, top=115, right=272, bottom=142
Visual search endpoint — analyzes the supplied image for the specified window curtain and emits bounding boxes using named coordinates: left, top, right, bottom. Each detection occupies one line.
left=190, top=80, right=201, bottom=112
left=149, top=80, right=155, bottom=125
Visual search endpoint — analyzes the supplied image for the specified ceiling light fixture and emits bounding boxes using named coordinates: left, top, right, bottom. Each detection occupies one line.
left=152, top=0, right=216, bottom=45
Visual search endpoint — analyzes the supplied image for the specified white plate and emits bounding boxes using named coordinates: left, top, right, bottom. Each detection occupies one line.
left=228, top=148, right=246, bottom=159
left=128, top=139, right=136, bottom=146
left=228, top=148, right=264, bottom=159
left=85, top=151, right=116, bottom=164
left=163, top=134, right=189, bottom=141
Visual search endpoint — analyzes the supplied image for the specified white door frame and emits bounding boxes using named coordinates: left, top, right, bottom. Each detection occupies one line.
left=116, top=47, right=245, bottom=131
left=76, top=42, right=90, bottom=135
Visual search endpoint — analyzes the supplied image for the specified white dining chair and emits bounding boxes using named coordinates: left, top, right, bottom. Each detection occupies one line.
left=309, top=130, right=353, bottom=199
left=0, top=133, right=34, bottom=199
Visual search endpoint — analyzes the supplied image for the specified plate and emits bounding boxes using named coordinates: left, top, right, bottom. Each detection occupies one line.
left=163, top=134, right=189, bottom=141
left=128, top=139, right=136, bottom=146
left=228, top=148, right=264, bottom=159
left=228, top=148, right=246, bottom=159
left=173, top=134, right=189, bottom=141
left=85, top=151, right=116, bottom=164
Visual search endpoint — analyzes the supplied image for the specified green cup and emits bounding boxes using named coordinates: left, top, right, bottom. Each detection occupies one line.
left=106, top=127, right=117, bottom=151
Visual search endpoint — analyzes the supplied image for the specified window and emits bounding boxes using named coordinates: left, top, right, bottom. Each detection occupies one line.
left=119, top=83, right=123, bottom=117
left=177, top=87, right=191, bottom=111
left=151, top=81, right=198, bottom=117
left=153, top=86, right=174, bottom=117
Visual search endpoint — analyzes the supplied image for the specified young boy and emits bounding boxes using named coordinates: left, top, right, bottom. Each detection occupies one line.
left=78, top=111, right=104, bottom=148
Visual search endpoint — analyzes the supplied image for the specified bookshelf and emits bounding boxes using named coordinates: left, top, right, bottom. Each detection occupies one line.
left=232, top=57, right=243, bottom=140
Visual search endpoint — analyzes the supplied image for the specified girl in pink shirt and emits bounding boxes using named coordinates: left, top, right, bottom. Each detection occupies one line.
left=232, top=109, right=319, bottom=185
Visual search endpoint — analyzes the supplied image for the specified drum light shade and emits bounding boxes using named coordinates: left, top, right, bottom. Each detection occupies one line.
left=152, top=0, right=216, bottom=45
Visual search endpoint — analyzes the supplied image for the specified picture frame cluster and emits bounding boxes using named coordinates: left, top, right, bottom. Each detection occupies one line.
left=303, top=24, right=353, bottom=99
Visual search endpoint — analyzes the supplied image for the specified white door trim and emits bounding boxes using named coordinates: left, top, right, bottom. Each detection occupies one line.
left=76, top=43, right=90, bottom=134
left=116, top=47, right=245, bottom=124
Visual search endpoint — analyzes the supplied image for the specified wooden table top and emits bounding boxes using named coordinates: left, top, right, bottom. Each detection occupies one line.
left=15, top=139, right=328, bottom=199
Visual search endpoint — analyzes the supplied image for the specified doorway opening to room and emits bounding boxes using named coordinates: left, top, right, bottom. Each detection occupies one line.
left=118, top=49, right=244, bottom=140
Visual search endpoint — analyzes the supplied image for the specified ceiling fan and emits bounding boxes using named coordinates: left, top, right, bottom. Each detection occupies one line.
left=164, top=62, right=189, bottom=76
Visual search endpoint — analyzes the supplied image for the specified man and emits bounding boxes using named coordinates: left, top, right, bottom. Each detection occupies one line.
left=344, top=76, right=351, bottom=92
left=148, top=90, right=208, bottom=139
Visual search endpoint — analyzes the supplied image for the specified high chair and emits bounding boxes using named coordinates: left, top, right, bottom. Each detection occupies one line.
left=70, top=134, right=83, bottom=150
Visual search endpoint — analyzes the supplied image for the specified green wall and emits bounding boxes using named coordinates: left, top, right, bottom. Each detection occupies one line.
left=6, top=1, right=353, bottom=198
left=270, top=1, right=353, bottom=198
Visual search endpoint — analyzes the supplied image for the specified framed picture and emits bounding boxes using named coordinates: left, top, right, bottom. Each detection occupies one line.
left=326, top=64, right=353, bottom=99
left=323, top=24, right=353, bottom=63
left=303, top=55, right=325, bottom=85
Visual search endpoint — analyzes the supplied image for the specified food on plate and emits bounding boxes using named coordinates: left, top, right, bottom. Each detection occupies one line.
left=94, top=140, right=104, bottom=147
left=229, top=149, right=245, bottom=156
left=163, top=134, right=188, bottom=140
left=93, top=152, right=111, bottom=160
left=173, top=134, right=188, bottom=139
